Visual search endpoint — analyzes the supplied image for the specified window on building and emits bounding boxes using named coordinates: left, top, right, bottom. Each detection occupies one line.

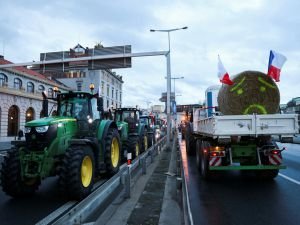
left=76, top=80, right=83, bottom=91
left=101, top=81, right=105, bottom=95
left=120, top=92, right=122, bottom=102
left=48, top=88, right=53, bottom=97
left=107, top=99, right=109, bottom=109
left=14, top=78, right=22, bottom=90
left=38, top=85, right=45, bottom=92
left=116, top=90, right=118, bottom=101
left=0, top=73, right=8, bottom=87
left=26, top=107, right=35, bottom=122
left=27, top=82, right=34, bottom=93
left=107, top=84, right=110, bottom=97
left=7, top=105, right=19, bottom=136
left=112, top=87, right=114, bottom=99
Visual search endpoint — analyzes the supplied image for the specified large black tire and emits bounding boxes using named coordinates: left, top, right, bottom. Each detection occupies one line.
left=129, top=135, right=140, bottom=159
left=195, top=139, right=202, bottom=171
left=185, top=123, right=196, bottom=155
left=104, top=128, right=121, bottom=175
left=1, top=148, right=40, bottom=198
left=59, top=145, right=95, bottom=200
left=200, top=141, right=211, bottom=180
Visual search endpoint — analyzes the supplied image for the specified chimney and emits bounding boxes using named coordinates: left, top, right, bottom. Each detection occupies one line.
left=0, top=55, right=4, bottom=59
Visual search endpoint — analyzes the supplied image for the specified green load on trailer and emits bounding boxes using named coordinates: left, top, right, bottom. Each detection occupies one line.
left=184, top=70, right=298, bottom=180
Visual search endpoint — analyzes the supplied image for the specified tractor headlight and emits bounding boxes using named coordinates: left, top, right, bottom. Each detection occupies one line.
left=35, top=125, right=49, bottom=133
left=24, top=127, right=31, bottom=134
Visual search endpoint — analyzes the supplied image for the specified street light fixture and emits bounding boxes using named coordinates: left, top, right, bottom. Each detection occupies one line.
left=170, top=76, right=184, bottom=99
left=150, top=26, right=188, bottom=147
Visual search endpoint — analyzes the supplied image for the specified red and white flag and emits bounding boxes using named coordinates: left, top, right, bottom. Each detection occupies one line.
left=267, top=50, right=287, bottom=82
left=218, top=55, right=233, bottom=85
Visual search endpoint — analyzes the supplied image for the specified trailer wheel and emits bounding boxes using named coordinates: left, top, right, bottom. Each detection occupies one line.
left=59, top=145, right=95, bottom=200
left=1, top=148, right=40, bottom=198
left=200, top=141, right=211, bottom=179
left=255, top=170, right=279, bottom=180
left=196, top=139, right=202, bottom=171
left=186, top=123, right=196, bottom=155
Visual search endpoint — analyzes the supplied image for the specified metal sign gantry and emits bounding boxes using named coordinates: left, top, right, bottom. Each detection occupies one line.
left=0, top=49, right=173, bottom=147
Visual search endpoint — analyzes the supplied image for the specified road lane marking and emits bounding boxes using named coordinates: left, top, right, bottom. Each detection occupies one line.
left=279, top=173, right=300, bottom=185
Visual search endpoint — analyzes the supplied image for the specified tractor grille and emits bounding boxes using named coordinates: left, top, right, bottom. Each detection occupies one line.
left=25, top=124, right=57, bottom=151
left=128, top=121, right=137, bottom=133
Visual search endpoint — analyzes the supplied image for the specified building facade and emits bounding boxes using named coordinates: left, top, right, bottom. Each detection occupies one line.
left=0, top=56, right=70, bottom=141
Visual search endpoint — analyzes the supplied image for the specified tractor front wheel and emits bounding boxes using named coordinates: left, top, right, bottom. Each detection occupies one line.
left=129, top=136, right=140, bottom=159
left=59, top=145, right=95, bottom=200
left=141, top=131, right=148, bottom=152
left=1, top=148, right=40, bottom=198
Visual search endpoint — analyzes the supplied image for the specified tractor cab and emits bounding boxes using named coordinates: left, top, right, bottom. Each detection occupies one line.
left=56, top=92, right=103, bottom=136
left=114, top=108, right=140, bottom=134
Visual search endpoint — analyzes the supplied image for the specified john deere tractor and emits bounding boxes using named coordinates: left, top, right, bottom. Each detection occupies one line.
left=114, top=108, right=148, bottom=160
left=1, top=91, right=121, bottom=200
left=140, top=115, right=156, bottom=147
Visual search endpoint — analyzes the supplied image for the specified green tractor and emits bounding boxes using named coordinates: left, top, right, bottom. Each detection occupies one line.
left=114, top=108, right=148, bottom=160
left=139, top=115, right=156, bottom=147
left=1, top=91, right=121, bottom=200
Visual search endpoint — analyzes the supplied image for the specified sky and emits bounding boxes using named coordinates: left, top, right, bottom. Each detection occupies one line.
left=1, top=0, right=300, bottom=109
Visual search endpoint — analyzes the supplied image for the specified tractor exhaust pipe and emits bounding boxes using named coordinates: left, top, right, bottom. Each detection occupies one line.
left=42, top=91, right=48, bottom=117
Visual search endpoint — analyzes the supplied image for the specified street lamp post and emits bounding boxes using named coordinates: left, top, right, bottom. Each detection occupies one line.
left=171, top=76, right=184, bottom=100
left=150, top=26, right=188, bottom=148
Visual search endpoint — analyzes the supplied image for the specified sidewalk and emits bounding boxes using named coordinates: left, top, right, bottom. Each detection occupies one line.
left=0, top=141, right=11, bottom=151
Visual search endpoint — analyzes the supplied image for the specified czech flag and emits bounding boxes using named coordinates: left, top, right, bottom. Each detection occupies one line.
left=218, top=55, right=233, bottom=85
left=267, top=50, right=287, bottom=82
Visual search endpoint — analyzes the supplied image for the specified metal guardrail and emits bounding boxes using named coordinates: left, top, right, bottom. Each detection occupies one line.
left=36, top=136, right=167, bottom=225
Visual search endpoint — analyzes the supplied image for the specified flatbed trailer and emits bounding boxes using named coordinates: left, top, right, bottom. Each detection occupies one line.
left=185, top=108, right=299, bottom=179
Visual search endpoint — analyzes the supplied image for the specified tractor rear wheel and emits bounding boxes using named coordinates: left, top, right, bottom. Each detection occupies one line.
left=59, top=145, right=95, bottom=200
left=105, top=128, right=121, bottom=175
left=1, top=148, right=40, bottom=197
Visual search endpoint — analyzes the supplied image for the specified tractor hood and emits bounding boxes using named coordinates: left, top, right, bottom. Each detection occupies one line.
left=117, top=121, right=127, bottom=130
left=26, top=116, right=76, bottom=127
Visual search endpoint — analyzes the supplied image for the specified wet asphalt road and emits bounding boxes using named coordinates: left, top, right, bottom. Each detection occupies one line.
left=0, top=176, right=67, bottom=225
left=181, top=140, right=300, bottom=225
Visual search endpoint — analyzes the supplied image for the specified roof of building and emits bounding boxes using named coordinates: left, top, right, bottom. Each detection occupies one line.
left=0, top=57, right=69, bottom=89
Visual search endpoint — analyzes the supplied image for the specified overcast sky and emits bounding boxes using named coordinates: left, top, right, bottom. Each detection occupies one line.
left=1, top=0, right=300, bottom=108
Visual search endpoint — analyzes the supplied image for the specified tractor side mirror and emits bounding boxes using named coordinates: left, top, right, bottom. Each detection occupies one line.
left=97, top=97, right=104, bottom=112
left=42, top=91, right=48, bottom=117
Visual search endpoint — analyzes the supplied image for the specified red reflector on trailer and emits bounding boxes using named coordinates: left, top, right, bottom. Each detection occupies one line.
left=271, top=150, right=279, bottom=155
